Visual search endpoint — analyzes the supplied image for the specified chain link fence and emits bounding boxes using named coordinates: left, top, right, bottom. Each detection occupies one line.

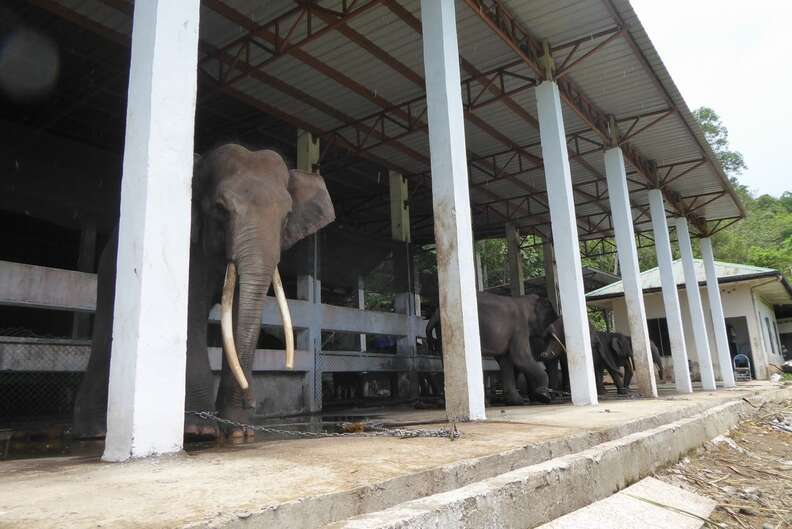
left=0, top=328, right=88, bottom=428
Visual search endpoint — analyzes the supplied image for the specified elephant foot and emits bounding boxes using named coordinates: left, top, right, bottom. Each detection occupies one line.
left=217, top=405, right=254, bottom=441
left=184, top=414, right=220, bottom=440
left=529, top=389, right=552, bottom=404
left=503, top=393, right=524, bottom=406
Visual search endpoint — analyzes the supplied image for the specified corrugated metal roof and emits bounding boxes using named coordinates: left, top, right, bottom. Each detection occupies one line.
left=42, top=0, right=743, bottom=244
left=587, top=259, right=791, bottom=303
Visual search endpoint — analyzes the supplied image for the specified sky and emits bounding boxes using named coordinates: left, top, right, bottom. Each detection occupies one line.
left=631, top=0, right=792, bottom=197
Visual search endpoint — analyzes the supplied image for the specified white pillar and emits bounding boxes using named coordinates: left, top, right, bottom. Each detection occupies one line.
left=421, top=0, right=485, bottom=421
left=505, top=222, right=525, bottom=297
left=604, top=147, right=657, bottom=397
left=701, top=237, right=736, bottom=387
left=535, top=81, right=598, bottom=405
left=675, top=217, right=717, bottom=390
left=648, top=190, right=693, bottom=393
left=103, top=0, right=200, bottom=461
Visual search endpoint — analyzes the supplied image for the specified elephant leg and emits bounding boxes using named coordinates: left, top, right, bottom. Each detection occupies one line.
left=72, top=231, right=118, bottom=438
left=606, top=365, right=626, bottom=395
left=544, top=358, right=561, bottom=392
left=594, top=363, right=606, bottom=395
left=621, top=359, right=633, bottom=393
left=496, top=355, right=522, bottom=404
left=509, top=334, right=550, bottom=404
left=561, top=353, right=570, bottom=393
left=184, top=246, right=220, bottom=438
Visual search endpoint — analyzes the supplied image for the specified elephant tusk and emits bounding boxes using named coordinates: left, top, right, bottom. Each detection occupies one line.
left=551, top=332, right=567, bottom=353
left=221, top=262, right=249, bottom=391
left=272, top=267, right=294, bottom=369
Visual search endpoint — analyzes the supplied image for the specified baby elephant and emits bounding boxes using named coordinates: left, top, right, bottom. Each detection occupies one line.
left=539, top=319, right=663, bottom=395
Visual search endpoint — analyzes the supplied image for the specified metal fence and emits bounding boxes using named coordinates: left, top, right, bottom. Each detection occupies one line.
left=0, top=331, right=88, bottom=427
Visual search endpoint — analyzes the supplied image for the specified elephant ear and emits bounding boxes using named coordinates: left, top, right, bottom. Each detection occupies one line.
left=610, top=335, right=624, bottom=357
left=282, top=169, right=336, bottom=251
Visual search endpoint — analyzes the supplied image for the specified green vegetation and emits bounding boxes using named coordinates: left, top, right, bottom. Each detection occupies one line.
left=693, top=107, right=792, bottom=278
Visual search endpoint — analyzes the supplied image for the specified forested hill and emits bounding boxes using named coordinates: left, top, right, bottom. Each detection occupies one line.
left=711, top=187, right=792, bottom=279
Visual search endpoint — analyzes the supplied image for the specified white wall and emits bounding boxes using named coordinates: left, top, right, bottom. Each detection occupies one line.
left=605, top=281, right=781, bottom=381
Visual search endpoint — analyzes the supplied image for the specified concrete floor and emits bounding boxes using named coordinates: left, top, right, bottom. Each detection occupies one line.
left=0, top=381, right=785, bottom=529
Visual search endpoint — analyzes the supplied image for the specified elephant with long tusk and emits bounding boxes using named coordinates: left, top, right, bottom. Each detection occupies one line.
left=221, top=264, right=295, bottom=397
left=73, top=144, right=335, bottom=440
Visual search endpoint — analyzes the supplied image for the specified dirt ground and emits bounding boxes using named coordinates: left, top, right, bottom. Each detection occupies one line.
left=656, top=398, right=792, bottom=529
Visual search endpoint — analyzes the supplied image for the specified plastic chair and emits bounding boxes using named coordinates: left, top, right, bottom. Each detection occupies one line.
left=733, top=353, right=752, bottom=381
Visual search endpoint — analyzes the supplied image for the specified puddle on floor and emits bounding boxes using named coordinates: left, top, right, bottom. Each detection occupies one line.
left=1, top=412, right=386, bottom=460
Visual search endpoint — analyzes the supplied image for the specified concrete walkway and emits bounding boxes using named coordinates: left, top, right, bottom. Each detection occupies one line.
left=0, top=382, right=786, bottom=529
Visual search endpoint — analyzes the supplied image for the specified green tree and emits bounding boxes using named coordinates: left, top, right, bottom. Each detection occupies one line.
left=692, top=107, right=747, bottom=177
left=692, top=107, right=792, bottom=280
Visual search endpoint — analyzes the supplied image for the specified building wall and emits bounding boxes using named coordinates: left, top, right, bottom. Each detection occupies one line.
left=605, top=282, right=782, bottom=381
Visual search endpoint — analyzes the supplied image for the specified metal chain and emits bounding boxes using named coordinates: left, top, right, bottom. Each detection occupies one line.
left=186, top=411, right=461, bottom=440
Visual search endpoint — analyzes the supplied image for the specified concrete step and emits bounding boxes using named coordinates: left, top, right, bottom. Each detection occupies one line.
left=536, top=477, right=716, bottom=529
left=321, top=398, right=743, bottom=529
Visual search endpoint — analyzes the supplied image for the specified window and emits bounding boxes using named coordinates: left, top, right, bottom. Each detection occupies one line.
left=647, top=318, right=672, bottom=357
left=773, top=321, right=782, bottom=357
left=764, top=317, right=777, bottom=355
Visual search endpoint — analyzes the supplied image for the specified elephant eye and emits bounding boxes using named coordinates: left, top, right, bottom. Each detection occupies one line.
left=214, top=199, right=230, bottom=217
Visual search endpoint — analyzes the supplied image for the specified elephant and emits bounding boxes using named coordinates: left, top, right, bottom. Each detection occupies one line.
left=605, top=332, right=664, bottom=388
left=539, top=320, right=663, bottom=395
left=426, top=292, right=557, bottom=404
left=72, top=144, right=335, bottom=440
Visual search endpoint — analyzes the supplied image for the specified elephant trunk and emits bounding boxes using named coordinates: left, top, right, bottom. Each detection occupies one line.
left=234, top=258, right=273, bottom=405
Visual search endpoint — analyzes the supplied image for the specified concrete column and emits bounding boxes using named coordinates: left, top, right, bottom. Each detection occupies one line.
left=297, top=272, right=322, bottom=411
left=535, top=80, right=598, bottom=406
left=103, top=0, right=200, bottom=461
left=297, top=129, right=322, bottom=411
left=357, top=275, right=366, bottom=352
left=604, top=147, right=657, bottom=397
left=421, top=0, right=485, bottom=421
left=72, top=221, right=96, bottom=338
left=675, top=217, right=717, bottom=390
left=389, top=171, right=410, bottom=242
left=648, top=189, right=693, bottom=393
left=297, top=129, right=320, bottom=173
left=701, top=237, right=736, bottom=387
left=543, top=240, right=559, bottom=313
left=505, top=223, right=525, bottom=297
